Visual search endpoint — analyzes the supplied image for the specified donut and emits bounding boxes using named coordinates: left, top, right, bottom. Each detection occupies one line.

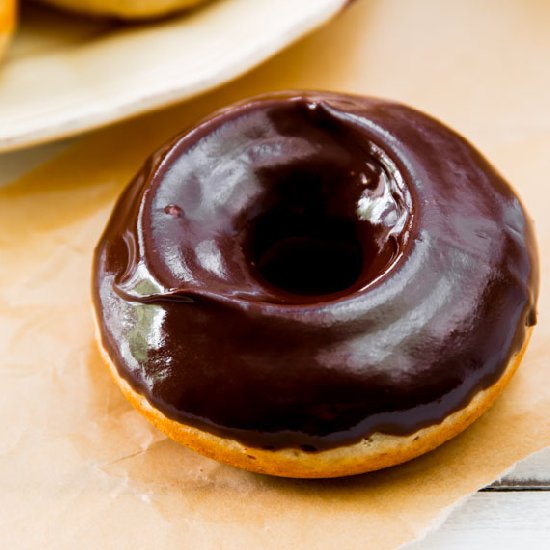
left=36, top=0, right=208, bottom=20
left=0, top=0, right=16, bottom=61
left=92, top=92, right=538, bottom=478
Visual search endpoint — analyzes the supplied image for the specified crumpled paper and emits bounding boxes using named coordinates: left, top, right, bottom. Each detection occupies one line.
left=0, top=0, right=549, bottom=548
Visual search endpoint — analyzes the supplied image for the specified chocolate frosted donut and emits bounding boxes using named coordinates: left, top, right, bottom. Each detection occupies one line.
left=93, top=92, right=538, bottom=477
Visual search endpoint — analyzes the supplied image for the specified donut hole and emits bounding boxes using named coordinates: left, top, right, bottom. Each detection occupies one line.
left=247, top=169, right=388, bottom=299
left=253, top=216, right=364, bottom=296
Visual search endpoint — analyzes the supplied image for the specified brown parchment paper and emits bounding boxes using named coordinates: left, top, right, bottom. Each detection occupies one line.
left=1, top=1, right=549, bottom=548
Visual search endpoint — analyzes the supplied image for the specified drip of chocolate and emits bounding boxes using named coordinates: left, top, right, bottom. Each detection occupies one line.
left=93, top=92, right=538, bottom=451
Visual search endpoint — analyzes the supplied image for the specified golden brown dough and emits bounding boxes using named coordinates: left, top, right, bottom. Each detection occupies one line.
left=0, top=0, right=16, bottom=62
left=94, top=310, right=531, bottom=478
left=36, top=0, right=209, bottom=19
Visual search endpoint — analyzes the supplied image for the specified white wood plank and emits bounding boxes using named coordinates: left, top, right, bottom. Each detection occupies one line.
left=408, top=492, right=550, bottom=549
left=495, top=446, right=550, bottom=486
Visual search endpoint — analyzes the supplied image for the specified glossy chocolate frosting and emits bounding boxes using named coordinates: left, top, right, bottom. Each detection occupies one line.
left=93, top=92, right=538, bottom=451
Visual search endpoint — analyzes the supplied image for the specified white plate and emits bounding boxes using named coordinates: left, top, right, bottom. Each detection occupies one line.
left=0, top=0, right=347, bottom=152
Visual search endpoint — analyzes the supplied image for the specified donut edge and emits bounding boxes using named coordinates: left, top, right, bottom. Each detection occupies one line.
left=35, top=0, right=208, bottom=20
left=93, top=305, right=532, bottom=479
left=0, top=0, right=16, bottom=61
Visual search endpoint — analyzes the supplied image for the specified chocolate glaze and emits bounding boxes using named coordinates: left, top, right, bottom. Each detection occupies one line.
left=93, top=92, right=539, bottom=451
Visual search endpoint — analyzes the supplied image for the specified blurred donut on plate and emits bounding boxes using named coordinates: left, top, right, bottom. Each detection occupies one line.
left=0, top=0, right=16, bottom=62
left=36, top=0, right=209, bottom=20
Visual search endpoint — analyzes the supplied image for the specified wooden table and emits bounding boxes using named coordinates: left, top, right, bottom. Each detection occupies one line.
left=410, top=446, right=550, bottom=548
